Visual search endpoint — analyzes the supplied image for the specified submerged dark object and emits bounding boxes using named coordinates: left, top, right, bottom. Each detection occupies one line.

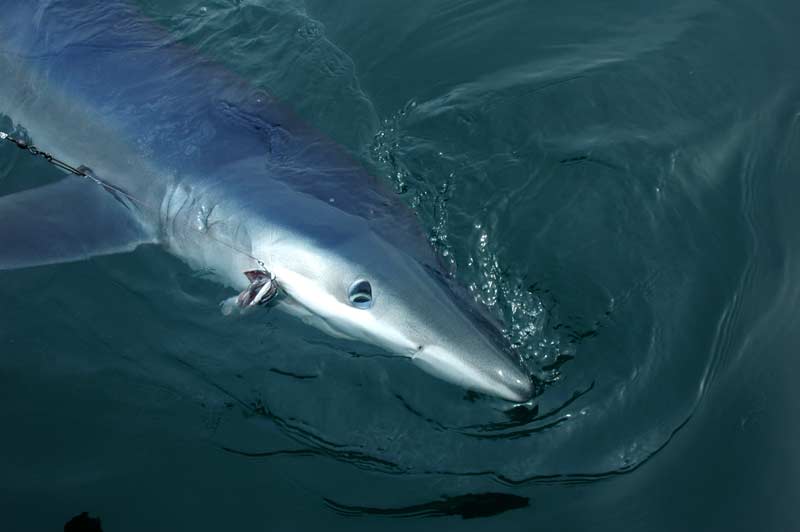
left=324, top=492, right=530, bottom=519
left=64, top=512, right=103, bottom=532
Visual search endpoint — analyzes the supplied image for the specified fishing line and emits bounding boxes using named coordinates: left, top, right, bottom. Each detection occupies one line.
left=0, top=130, right=278, bottom=304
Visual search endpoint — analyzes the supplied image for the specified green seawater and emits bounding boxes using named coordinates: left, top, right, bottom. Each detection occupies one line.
left=2, top=1, right=800, bottom=530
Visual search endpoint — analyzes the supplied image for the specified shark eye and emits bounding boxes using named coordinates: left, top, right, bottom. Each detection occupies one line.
left=348, top=279, right=373, bottom=309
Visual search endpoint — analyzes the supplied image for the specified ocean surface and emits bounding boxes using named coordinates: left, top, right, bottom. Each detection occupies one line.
left=1, top=0, right=799, bottom=530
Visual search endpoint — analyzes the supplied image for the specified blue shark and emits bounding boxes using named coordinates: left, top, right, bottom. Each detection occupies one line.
left=0, top=1, right=533, bottom=401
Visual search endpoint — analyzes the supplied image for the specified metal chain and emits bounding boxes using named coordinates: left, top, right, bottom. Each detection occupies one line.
left=1, top=130, right=270, bottom=273
left=1, top=131, right=89, bottom=176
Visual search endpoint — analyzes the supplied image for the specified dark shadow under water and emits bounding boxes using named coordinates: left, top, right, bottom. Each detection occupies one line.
left=323, top=492, right=529, bottom=520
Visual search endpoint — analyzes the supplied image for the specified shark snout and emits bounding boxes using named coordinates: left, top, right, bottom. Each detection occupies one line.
left=413, top=345, right=533, bottom=402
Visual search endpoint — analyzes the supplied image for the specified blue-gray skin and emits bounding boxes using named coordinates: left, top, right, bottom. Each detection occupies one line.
left=0, top=1, right=533, bottom=402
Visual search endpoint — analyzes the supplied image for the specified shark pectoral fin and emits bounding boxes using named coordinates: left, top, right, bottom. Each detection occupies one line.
left=0, top=176, right=156, bottom=271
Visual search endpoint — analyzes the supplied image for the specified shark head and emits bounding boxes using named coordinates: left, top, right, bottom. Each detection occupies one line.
left=260, top=218, right=534, bottom=403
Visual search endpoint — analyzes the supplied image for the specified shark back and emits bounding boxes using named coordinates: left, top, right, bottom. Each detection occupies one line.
left=0, top=0, right=438, bottom=267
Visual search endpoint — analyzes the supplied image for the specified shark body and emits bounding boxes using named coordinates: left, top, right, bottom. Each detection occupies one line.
left=0, top=1, right=533, bottom=402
